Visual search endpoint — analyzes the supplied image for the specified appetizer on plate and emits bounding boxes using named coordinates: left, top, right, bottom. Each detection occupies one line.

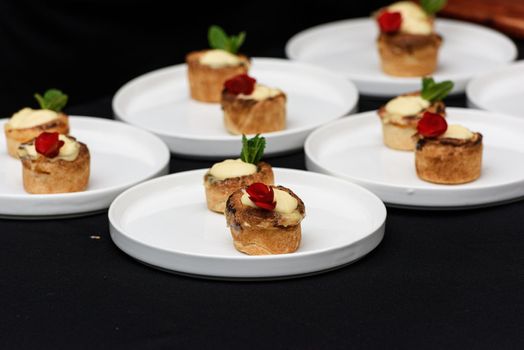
left=186, top=25, right=250, bottom=103
left=4, top=89, right=69, bottom=158
left=375, top=0, right=446, bottom=77
left=378, top=77, right=453, bottom=151
left=221, top=73, right=286, bottom=135
left=204, top=134, right=274, bottom=213
left=414, top=112, right=482, bottom=184
left=225, top=182, right=305, bottom=255
left=18, top=132, right=90, bottom=194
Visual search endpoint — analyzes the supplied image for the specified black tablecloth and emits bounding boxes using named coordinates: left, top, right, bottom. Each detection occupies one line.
left=2, top=40, right=524, bottom=350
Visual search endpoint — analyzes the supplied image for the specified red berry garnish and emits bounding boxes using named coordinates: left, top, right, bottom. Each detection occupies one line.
left=377, top=11, right=402, bottom=33
left=246, top=183, right=276, bottom=211
left=35, top=132, right=65, bottom=158
left=224, top=74, right=256, bottom=95
left=417, top=112, right=448, bottom=138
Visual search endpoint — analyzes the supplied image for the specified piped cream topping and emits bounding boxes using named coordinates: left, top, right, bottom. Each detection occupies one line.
left=209, top=159, right=257, bottom=180
left=8, top=108, right=59, bottom=129
left=388, top=1, right=432, bottom=35
left=241, top=188, right=298, bottom=214
left=384, top=95, right=430, bottom=123
left=441, top=124, right=474, bottom=140
left=199, top=49, right=242, bottom=68
left=18, top=134, right=80, bottom=161
left=238, top=84, right=281, bottom=101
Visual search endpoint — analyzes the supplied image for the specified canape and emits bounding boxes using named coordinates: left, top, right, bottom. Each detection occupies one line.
left=375, top=1, right=445, bottom=77
left=18, top=132, right=90, bottom=194
left=414, top=112, right=482, bottom=184
left=225, top=183, right=306, bottom=255
left=186, top=25, right=250, bottom=103
left=204, top=134, right=274, bottom=213
left=4, top=89, right=69, bottom=158
left=221, top=74, right=286, bottom=135
left=378, top=77, right=453, bottom=151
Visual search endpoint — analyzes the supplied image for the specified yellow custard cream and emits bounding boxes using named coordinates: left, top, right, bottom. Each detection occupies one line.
left=384, top=95, right=430, bottom=123
left=388, top=1, right=432, bottom=35
left=199, top=49, right=242, bottom=68
left=8, top=108, right=59, bottom=129
left=241, top=188, right=298, bottom=214
left=18, top=134, right=80, bottom=161
left=238, top=84, right=281, bottom=101
left=442, top=124, right=474, bottom=140
left=209, top=159, right=257, bottom=180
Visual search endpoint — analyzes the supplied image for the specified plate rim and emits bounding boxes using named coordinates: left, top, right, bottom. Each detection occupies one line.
left=304, top=107, right=524, bottom=208
left=111, top=57, right=359, bottom=155
left=0, top=115, right=170, bottom=215
left=108, top=168, right=387, bottom=278
left=466, top=60, right=524, bottom=113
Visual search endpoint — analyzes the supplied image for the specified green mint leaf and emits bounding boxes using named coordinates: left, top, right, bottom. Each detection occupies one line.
left=34, top=89, right=68, bottom=112
left=240, top=134, right=266, bottom=164
left=420, top=0, right=447, bottom=15
left=208, top=25, right=229, bottom=51
left=422, top=77, right=434, bottom=92
left=421, top=77, right=454, bottom=102
left=207, top=25, right=246, bottom=53
left=230, top=31, right=246, bottom=54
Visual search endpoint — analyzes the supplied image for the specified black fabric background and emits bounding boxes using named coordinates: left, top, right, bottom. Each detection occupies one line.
left=0, top=0, right=390, bottom=115
left=1, top=1, right=524, bottom=349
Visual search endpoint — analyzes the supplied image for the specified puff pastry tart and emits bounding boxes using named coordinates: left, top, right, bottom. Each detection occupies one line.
left=378, top=77, right=452, bottom=151
left=186, top=25, right=250, bottom=103
left=221, top=74, right=286, bottom=135
left=4, top=89, right=69, bottom=158
left=18, top=132, right=90, bottom=194
left=375, top=1, right=444, bottom=77
left=225, top=183, right=305, bottom=255
left=414, top=112, right=483, bottom=184
left=204, top=134, right=274, bottom=213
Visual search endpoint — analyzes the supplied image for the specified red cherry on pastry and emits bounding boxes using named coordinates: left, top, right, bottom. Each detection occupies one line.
left=224, top=74, right=256, bottom=95
left=246, top=182, right=276, bottom=211
left=417, top=112, right=448, bottom=138
left=35, top=132, right=65, bottom=158
left=377, top=11, right=402, bottom=33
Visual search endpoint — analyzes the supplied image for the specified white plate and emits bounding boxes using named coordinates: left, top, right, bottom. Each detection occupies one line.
left=0, top=116, right=170, bottom=218
left=467, top=60, right=524, bottom=116
left=108, top=168, right=386, bottom=280
left=286, top=18, right=517, bottom=96
left=305, top=108, right=524, bottom=209
left=112, top=57, right=358, bottom=158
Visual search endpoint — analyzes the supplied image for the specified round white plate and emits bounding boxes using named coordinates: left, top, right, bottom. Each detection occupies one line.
left=305, top=107, right=524, bottom=209
left=467, top=60, right=524, bottom=116
left=0, top=116, right=170, bottom=218
left=108, top=168, right=386, bottom=280
left=112, top=57, right=358, bottom=158
left=286, top=18, right=517, bottom=96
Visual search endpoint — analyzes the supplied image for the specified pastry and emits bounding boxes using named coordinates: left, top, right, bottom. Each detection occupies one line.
left=186, top=25, right=250, bottom=103
left=204, top=134, right=274, bottom=213
left=414, top=112, right=482, bottom=184
left=375, top=1, right=445, bottom=77
left=378, top=77, right=453, bottom=151
left=221, top=74, right=286, bottom=135
left=18, top=132, right=90, bottom=194
left=225, top=183, right=305, bottom=255
left=4, top=89, right=69, bottom=158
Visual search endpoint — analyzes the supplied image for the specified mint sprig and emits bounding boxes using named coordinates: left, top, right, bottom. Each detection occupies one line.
left=420, top=0, right=447, bottom=15
left=208, top=25, right=246, bottom=54
left=240, top=134, right=265, bottom=164
left=34, top=89, right=68, bottom=112
left=421, top=77, right=454, bottom=103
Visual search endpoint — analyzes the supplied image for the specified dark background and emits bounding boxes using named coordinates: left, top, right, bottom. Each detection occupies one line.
left=2, top=1, right=524, bottom=349
left=0, top=0, right=391, bottom=115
